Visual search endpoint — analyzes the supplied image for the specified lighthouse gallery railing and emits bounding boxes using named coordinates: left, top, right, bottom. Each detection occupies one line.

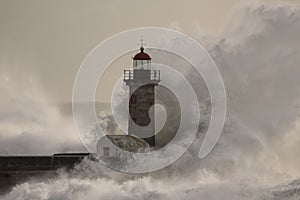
left=124, top=70, right=160, bottom=81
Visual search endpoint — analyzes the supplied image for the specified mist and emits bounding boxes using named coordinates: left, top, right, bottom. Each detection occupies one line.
left=0, top=66, right=84, bottom=155
left=1, top=1, right=300, bottom=199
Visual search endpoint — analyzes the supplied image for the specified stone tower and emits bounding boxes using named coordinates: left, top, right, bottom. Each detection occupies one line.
left=123, top=44, right=160, bottom=147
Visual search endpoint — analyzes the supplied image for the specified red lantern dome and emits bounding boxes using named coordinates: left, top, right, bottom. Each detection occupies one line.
left=133, top=46, right=151, bottom=60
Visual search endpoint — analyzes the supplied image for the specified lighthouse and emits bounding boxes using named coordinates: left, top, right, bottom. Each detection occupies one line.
left=123, top=42, right=160, bottom=147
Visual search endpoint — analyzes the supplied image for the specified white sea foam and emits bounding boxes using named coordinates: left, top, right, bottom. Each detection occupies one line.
left=2, top=1, right=300, bottom=199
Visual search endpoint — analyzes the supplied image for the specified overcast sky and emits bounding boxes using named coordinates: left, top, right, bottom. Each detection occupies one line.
left=1, top=0, right=298, bottom=103
left=0, top=0, right=246, bottom=103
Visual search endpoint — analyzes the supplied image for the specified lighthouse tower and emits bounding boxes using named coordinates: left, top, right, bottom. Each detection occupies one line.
left=123, top=43, right=160, bottom=147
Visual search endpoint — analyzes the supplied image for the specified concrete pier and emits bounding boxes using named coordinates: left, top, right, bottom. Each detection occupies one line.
left=0, top=153, right=90, bottom=193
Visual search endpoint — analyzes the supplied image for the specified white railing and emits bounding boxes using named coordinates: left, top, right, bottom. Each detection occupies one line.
left=124, top=70, right=160, bottom=81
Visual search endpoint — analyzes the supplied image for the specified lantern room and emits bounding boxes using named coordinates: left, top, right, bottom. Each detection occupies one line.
left=132, top=46, right=151, bottom=69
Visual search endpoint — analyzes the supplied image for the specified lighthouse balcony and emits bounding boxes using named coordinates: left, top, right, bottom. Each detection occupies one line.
left=123, top=69, right=160, bottom=82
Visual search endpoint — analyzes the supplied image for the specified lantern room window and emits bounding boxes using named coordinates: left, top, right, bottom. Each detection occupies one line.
left=133, top=60, right=151, bottom=69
